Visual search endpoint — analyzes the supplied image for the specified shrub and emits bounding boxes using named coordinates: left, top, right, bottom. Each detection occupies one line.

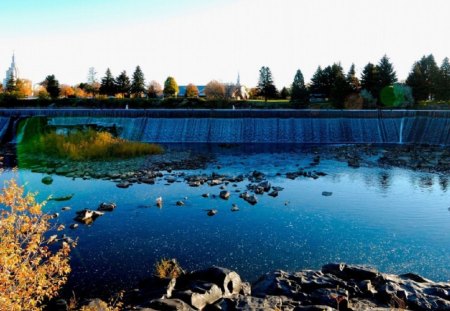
left=0, top=179, right=74, bottom=310
left=154, top=258, right=183, bottom=279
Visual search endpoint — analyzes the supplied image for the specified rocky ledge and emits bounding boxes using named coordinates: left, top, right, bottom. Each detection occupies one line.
left=75, top=263, right=450, bottom=311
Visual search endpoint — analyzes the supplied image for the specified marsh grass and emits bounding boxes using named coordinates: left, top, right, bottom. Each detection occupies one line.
left=21, top=129, right=163, bottom=161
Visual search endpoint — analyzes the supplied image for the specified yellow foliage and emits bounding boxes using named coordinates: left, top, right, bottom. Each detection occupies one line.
left=24, top=129, right=164, bottom=161
left=154, top=258, right=183, bottom=279
left=0, top=179, right=75, bottom=310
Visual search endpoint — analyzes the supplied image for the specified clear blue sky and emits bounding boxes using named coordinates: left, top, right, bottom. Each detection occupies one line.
left=1, top=0, right=449, bottom=88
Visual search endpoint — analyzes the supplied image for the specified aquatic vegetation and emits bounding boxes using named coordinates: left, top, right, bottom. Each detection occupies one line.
left=20, top=128, right=164, bottom=161
left=0, top=178, right=74, bottom=310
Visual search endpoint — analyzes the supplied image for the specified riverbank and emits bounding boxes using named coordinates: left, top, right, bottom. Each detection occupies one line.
left=50, top=263, right=450, bottom=310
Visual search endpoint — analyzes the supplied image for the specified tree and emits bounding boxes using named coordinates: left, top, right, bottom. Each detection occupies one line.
left=163, top=76, right=179, bottom=97
left=436, top=57, right=450, bottom=100
left=60, top=84, right=75, bottom=98
left=131, top=66, right=146, bottom=98
left=290, top=69, right=309, bottom=107
left=85, top=67, right=100, bottom=97
left=87, top=67, right=98, bottom=85
left=0, top=83, right=3, bottom=93
left=41, top=75, right=60, bottom=99
left=257, top=66, right=278, bottom=102
left=360, top=63, right=379, bottom=100
left=329, top=63, right=350, bottom=108
left=185, top=83, right=199, bottom=98
left=204, top=80, right=225, bottom=99
left=147, top=80, right=163, bottom=98
left=378, top=55, right=397, bottom=88
left=406, top=54, right=440, bottom=101
left=100, top=68, right=117, bottom=97
left=0, top=178, right=74, bottom=310
left=280, top=87, right=290, bottom=99
left=346, top=64, right=360, bottom=92
left=14, top=79, right=32, bottom=98
left=5, top=72, right=17, bottom=93
left=116, top=71, right=131, bottom=98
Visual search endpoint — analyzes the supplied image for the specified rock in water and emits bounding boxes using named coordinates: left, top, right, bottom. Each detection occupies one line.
left=231, top=204, right=239, bottom=212
left=156, top=197, right=163, bottom=208
left=322, top=191, right=333, bottom=196
left=98, top=202, right=117, bottom=211
left=50, top=194, right=74, bottom=201
left=41, top=176, right=53, bottom=185
left=176, top=200, right=185, bottom=206
left=220, top=191, right=230, bottom=200
left=206, top=209, right=218, bottom=216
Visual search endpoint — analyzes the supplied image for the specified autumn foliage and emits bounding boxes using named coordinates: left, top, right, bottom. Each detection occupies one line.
left=0, top=178, right=74, bottom=310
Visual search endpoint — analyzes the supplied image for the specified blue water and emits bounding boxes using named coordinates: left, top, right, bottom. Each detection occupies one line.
left=2, top=147, right=450, bottom=297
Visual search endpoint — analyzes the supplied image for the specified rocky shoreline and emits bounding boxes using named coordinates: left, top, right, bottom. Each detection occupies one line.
left=50, top=263, right=450, bottom=310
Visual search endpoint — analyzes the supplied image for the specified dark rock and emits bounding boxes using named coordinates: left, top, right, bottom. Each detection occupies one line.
left=146, top=298, right=193, bottom=311
left=231, top=204, right=239, bottom=212
left=268, top=190, right=278, bottom=197
left=98, top=202, right=117, bottom=211
left=220, top=191, right=231, bottom=200
left=322, top=263, right=379, bottom=281
left=41, top=176, right=54, bottom=185
left=61, top=206, right=71, bottom=211
left=117, top=181, right=131, bottom=188
left=202, top=193, right=210, bottom=198
left=74, top=209, right=104, bottom=224
left=69, top=223, right=78, bottom=229
left=206, top=209, right=218, bottom=216
left=50, top=194, right=74, bottom=201
left=321, top=191, right=333, bottom=197
left=176, top=201, right=185, bottom=206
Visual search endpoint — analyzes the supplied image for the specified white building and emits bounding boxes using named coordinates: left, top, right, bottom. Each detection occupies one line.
left=3, top=53, right=19, bottom=87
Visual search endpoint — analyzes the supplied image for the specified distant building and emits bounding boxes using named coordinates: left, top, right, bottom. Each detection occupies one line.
left=3, top=53, right=20, bottom=87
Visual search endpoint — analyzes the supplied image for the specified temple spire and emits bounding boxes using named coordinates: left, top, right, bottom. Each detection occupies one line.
left=237, top=72, right=240, bottom=86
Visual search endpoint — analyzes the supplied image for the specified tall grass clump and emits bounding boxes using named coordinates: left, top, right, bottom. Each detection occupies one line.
left=22, top=129, right=163, bottom=161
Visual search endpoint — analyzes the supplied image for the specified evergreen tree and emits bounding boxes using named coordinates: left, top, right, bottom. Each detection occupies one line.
left=257, top=66, right=277, bottom=102
left=309, top=66, right=326, bottom=96
left=131, top=66, right=146, bottom=98
left=406, top=54, right=439, bottom=101
left=290, top=69, right=309, bottom=107
left=436, top=57, right=450, bottom=100
left=360, top=63, right=379, bottom=99
left=116, top=71, right=131, bottom=98
left=329, top=63, right=350, bottom=108
left=280, top=87, right=290, bottom=99
left=378, top=55, right=397, bottom=87
left=5, top=72, right=17, bottom=93
left=100, top=68, right=117, bottom=96
left=346, top=64, right=360, bottom=92
left=42, top=75, right=60, bottom=99
left=163, top=76, right=179, bottom=97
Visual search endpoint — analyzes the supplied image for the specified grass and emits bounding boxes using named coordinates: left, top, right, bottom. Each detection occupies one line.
left=20, top=129, right=163, bottom=161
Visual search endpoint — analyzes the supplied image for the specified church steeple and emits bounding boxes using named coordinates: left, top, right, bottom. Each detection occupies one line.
left=236, top=72, right=241, bottom=86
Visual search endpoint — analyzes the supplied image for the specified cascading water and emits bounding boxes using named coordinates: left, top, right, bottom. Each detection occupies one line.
left=1, top=109, right=450, bottom=145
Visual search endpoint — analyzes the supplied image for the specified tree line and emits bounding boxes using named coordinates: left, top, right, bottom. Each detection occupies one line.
left=1, top=54, right=449, bottom=107
left=257, top=54, right=450, bottom=108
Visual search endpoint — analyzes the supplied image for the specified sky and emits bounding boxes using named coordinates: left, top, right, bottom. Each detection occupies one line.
left=1, top=0, right=449, bottom=88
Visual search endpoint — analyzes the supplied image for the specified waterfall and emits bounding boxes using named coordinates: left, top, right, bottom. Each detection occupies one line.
left=399, top=117, right=404, bottom=144
left=1, top=110, right=450, bottom=145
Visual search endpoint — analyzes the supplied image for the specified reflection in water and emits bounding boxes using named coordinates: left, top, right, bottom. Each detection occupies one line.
left=439, top=176, right=448, bottom=192
left=378, top=171, right=391, bottom=190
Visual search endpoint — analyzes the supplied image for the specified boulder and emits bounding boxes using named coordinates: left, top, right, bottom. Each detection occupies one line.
left=146, top=298, right=193, bottom=311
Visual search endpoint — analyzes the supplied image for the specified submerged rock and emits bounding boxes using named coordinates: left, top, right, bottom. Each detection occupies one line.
left=219, top=190, right=231, bottom=200
left=322, top=191, right=333, bottom=196
left=74, top=209, right=104, bottom=224
left=50, top=194, right=74, bottom=201
left=41, top=176, right=53, bottom=185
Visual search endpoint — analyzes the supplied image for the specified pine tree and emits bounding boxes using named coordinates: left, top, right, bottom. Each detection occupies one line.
left=131, top=66, right=146, bottom=98
left=346, top=64, right=360, bottom=92
left=310, top=66, right=326, bottom=96
left=290, top=69, right=309, bottom=107
left=280, top=87, right=290, bottom=99
left=329, top=63, right=350, bottom=108
left=436, top=57, right=450, bottom=100
left=406, top=54, right=440, bottom=101
left=100, top=68, right=117, bottom=96
left=257, top=66, right=277, bottom=102
left=378, top=55, right=397, bottom=87
left=116, top=71, right=131, bottom=98
left=5, top=72, right=17, bottom=93
left=361, top=63, right=379, bottom=99
left=163, top=77, right=179, bottom=97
